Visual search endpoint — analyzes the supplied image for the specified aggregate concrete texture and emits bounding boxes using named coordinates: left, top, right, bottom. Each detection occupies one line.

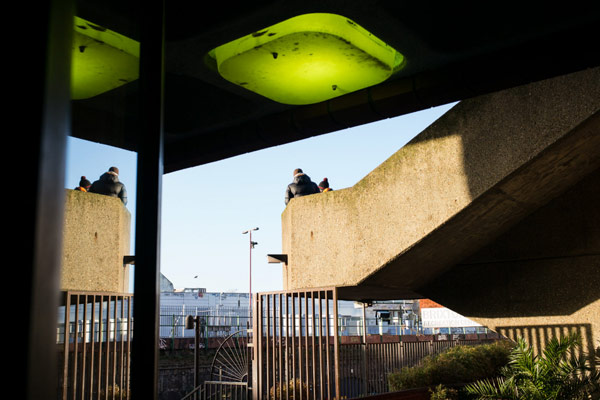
left=61, top=189, right=131, bottom=293
left=281, top=67, right=600, bottom=299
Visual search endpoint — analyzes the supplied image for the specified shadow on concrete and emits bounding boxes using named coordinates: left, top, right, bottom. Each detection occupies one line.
left=420, top=168, right=599, bottom=317
left=495, top=323, right=596, bottom=362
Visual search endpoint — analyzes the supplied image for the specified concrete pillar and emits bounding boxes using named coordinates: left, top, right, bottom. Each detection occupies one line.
left=61, top=189, right=131, bottom=293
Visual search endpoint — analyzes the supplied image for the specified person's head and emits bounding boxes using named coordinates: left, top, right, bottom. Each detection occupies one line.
left=293, top=168, right=303, bottom=176
left=79, top=176, right=91, bottom=189
left=109, top=166, right=119, bottom=175
left=319, top=178, right=329, bottom=191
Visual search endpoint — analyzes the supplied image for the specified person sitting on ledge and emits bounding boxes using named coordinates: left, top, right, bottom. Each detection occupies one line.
left=74, top=176, right=91, bottom=192
left=319, top=178, right=332, bottom=192
left=285, top=168, right=320, bottom=205
left=89, top=166, right=128, bottom=205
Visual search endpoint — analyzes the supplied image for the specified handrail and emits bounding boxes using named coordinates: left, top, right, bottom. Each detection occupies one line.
left=180, top=381, right=249, bottom=400
left=179, top=383, right=205, bottom=400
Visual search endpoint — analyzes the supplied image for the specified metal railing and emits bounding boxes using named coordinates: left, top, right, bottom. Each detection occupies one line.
left=58, top=291, right=133, bottom=400
left=339, top=338, right=499, bottom=396
left=252, top=288, right=340, bottom=400
left=181, top=381, right=249, bottom=400
left=248, top=288, right=501, bottom=399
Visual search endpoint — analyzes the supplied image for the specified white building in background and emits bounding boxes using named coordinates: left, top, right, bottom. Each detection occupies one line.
left=158, top=275, right=487, bottom=339
left=419, top=299, right=486, bottom=334
left=160, top=280, right=251, bottom=339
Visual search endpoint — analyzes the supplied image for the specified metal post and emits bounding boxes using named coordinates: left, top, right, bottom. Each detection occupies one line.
left=252, top=294, right=260, bottom=400
left=23, top=0, right=73, bottom=398
left=242, top=227, right=259, bottom=317
left=131, top=0, right=165, bottom=398
left=249, top=230, right=252, bottom=314
left=362, top=302, right=368, bottom=397
left=332, top=288, right=340, bottom=400
left=193, top=317, right=200, bottom=400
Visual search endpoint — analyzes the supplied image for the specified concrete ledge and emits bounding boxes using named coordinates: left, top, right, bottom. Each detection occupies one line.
left=281, top=67, right=600, bottom=298
left=61, top=189, right=131, bottom=293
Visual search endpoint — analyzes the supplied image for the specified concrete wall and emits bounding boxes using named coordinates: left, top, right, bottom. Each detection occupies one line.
left=421, top=169, right=600, bottom=357
left=281, top=67, right=600, bottom=298
left=61, top=189, right=131, bottom=293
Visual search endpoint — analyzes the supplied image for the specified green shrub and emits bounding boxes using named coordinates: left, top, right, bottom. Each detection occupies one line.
left=429, top=384, right=459, bottom=400
left=388, top=341, right=514, bottom=392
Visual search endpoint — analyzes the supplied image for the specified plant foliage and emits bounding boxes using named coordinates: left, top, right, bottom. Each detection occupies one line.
left=464, top=333, right=600, bottom=400
left=430, top=384, right=460, bottom=400
left=387, top=341, right=514, bottom=392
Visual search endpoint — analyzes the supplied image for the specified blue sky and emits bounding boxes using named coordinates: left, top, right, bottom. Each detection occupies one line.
left=65, top=102, right=457, bottom=294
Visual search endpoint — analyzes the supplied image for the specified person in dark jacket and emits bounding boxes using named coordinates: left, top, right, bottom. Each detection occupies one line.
left=285, top=168, right=320, bottom=205
left=89, top=166, right=128, bottom=205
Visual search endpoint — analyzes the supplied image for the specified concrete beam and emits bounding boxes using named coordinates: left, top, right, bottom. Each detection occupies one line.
left=420, top=169, right=600, bottom=356
left=281, top=67, right=600, bottom=299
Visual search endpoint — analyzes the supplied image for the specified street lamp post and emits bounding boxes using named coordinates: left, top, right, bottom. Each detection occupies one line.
left=242, top=227, right=258, bottom=318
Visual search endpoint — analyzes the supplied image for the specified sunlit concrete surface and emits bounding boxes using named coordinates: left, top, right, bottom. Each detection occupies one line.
left=61, top=189, right=131, bottom=293
left=281, top=67, right=600, bottom=300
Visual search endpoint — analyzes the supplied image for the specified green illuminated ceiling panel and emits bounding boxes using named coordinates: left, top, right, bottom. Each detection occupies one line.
left=210, top=13, right=405, bottom=105
left=71, top=16, right=140, bottom=100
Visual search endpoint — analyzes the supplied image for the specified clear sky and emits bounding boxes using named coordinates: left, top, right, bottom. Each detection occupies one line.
left=65, top=101, right=457, bottom=294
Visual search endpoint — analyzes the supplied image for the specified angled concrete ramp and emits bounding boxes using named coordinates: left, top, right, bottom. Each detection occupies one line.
left=281, top=67, right=600, bottom=302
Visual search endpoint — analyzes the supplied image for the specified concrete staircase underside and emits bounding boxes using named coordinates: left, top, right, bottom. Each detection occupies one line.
left=281, top=67, right=600, bottom=301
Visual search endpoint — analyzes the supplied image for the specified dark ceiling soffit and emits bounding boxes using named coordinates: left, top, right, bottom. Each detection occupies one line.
left=163, top=49, right=598, bottom=174
left=163, top=66, right=478, bottom=174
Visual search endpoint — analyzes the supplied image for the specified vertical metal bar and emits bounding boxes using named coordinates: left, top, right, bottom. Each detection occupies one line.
left=311, top=293, right=317, bottom=400
left=297, top=293, right=303, bottom=400
left=285, top=294, right=289, bottom=400
left=386, top=343, right=391, bottom=392
left=119, top=296, right=125, bottom=400
left=318, top=291, right=324, bottom=400
left=97, top=297, right=102, bottom=399
left=194, top=317, right=199, bottom=400
left=73, top=294, right=81, bottom=400
left=273, top=295, right=279, bottom=400
left=81, top=294, right=89, bottom=400
left=112, top=296, right=118, bottom=399
left=252, top=294, right=260, bottom=400
left=126, top=295, right=132, bottom=399
left=266, top=295, right=271, bottom=400
left=362, top=302, right=368, bottom=397
left=98, top=297, right=103, bottom=399
left=25, top=2, right=72, bottom=398
left=291, top=293, right=296, bottom=400
left=380, top=343, right=385, bottom=393
left=62, top=292, right=70, bottom=400
left=304, top=293, right=310, bottom=400
left=398, top=340, right=403, bottom=371
left=131, top=0, right=165, bottom=398
left=332, top=288, right=340, bottom=400
left=391, top=341, right=396, bottom=373
left=324, top=291, right=331, bottom=400
left=89, top=295, right=97, bottom=400
left=104, top=296, right=110, bottom=400
left=278, top=294, right=283, bottom=400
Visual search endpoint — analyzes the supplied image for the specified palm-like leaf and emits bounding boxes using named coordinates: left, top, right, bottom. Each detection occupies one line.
left=464, top=333, right=599, bottom=400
